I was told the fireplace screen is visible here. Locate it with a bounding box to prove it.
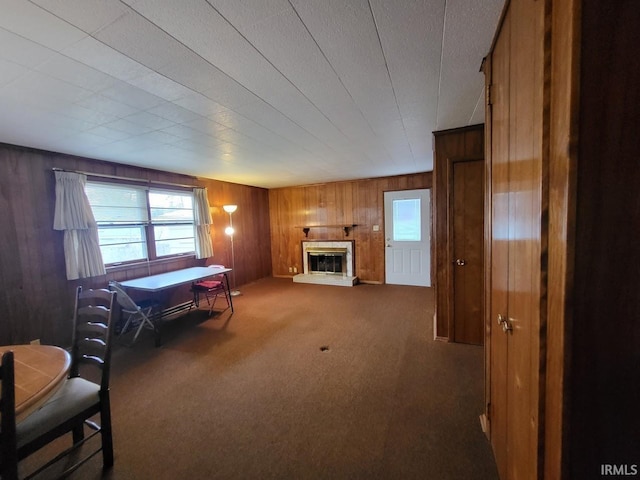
[307,248,347,275]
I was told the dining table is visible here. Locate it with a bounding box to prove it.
[119,266,233,345]
[0,344,71,422]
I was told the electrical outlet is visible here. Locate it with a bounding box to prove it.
[289,266,293,272]
[293,267,298,273]
[373,224,380,231]
[30,338,40,345]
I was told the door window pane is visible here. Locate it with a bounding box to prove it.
[393,199,421,241]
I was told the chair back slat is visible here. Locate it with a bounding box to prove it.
[77,320,109,337]
[80,355,105,368]
[77,337,107,360]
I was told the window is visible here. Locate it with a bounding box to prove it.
[85,181,195,266]
[392,198,421,241]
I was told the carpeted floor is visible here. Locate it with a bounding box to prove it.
[21,277,498,479]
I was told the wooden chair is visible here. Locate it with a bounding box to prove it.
[109,280,159,345]
[7,287,117,479]
[190,266,232,317]
[1,351,18,480]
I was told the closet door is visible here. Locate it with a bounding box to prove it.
[488,7,510,478]
[487,0,546,478]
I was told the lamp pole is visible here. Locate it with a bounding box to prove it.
[223,205,241,296]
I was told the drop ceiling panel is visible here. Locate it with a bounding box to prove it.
[0,0,86,51]
[31,0,130,35]
[436,0,503,129]
[0,0,504,188]
[0,28,58,68]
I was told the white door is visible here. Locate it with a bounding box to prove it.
[384,189,431,286]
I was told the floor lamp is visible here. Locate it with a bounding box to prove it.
[223,204,241,296]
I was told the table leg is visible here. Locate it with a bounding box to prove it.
[223,273,234,313]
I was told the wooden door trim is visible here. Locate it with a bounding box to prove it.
[482,53,493,441]
[446,156,484,344]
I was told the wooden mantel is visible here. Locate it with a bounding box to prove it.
[295,224,358,237]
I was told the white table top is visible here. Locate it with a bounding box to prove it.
[119,266,231,292]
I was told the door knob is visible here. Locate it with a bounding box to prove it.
[497,314,505,325]
[502,317,513,333]
[454,259,466,266]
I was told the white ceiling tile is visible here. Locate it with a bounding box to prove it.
[183,117,229,136]
[0,58,29,87]
[85,126,132,141]
[102,118,154,136]
[0,27,57,68]
[126,72,194,102]
[146,103,202,124]
[93,10,192,72]
[172,93,229,118]
[0,0,87,51]
[75,95,139,118]
[132,130,182,145]
[30,0,130,35]
[99,80,164,110]
[470,88,486,125]
[122,111,176,130]
[61,36,153,81]
[35,53,118,92]
[158,124,203,140]
[436,0,503,129]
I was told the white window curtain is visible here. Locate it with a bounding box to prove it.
[53,171,106,280]
[193,187,214,259]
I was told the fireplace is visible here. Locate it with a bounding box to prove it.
[307,248,347,275]
[294,241,357,286]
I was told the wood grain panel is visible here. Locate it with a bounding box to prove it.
[433,125,484,340]
[568,1,640,477]
[269,173,432,283]
[0,143,271,347]
[544,0,579,477]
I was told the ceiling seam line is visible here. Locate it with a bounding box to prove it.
[435,0,448,131]
[115,0,342,158]
[286,0,395,162]
[367,0,415,165]
[203,0,364,150]
[66,0,343,160]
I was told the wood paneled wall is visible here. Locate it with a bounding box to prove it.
[269,173,432,284]
[0,143,271,347]
[567,1,640,476]
[432,125,484,340]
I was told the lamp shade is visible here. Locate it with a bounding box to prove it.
[223,204,237,213]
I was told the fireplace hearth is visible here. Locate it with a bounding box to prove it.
[293,241,357,287]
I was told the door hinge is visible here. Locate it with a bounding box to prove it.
[486,402,491,421]
[487,84,493,106]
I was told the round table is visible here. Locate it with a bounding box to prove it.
[0,344,71,422]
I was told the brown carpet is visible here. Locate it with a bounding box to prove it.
[21,277,498,479]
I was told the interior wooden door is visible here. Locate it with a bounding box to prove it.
[452,159,484,345]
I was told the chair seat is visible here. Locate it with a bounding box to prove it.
[16,377,100,448]
[192,280,222,291]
